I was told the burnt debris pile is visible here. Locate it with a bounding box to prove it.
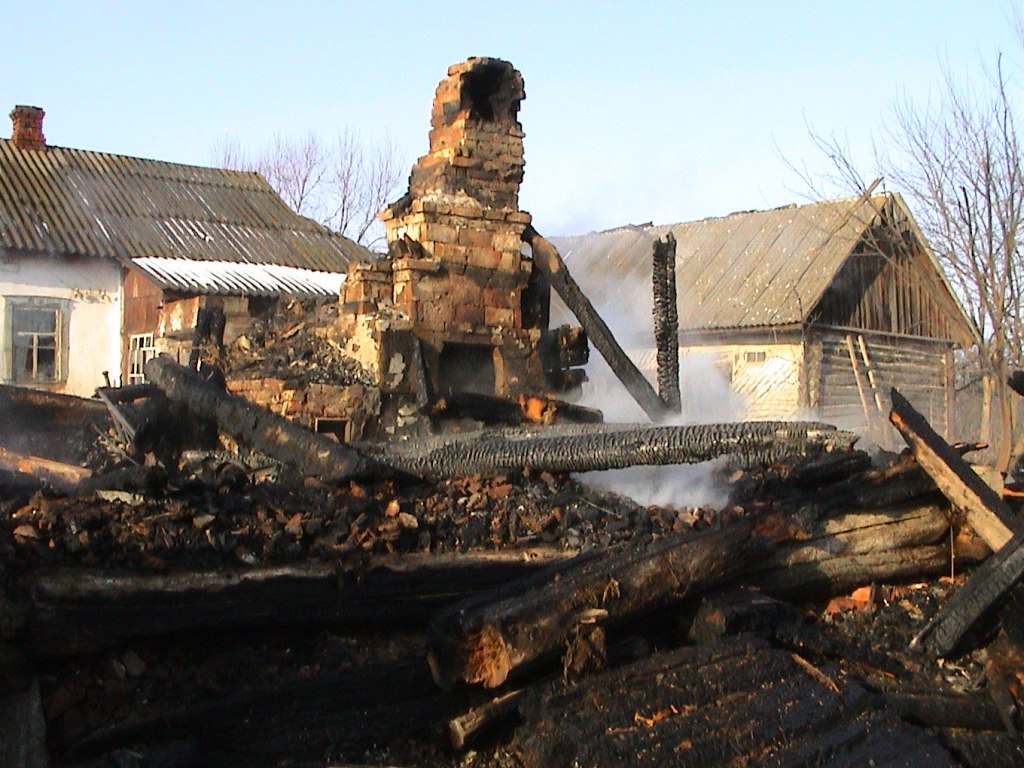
[2,368,1024,767]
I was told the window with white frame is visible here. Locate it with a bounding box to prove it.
[8,298,66,384]
[128,333,157,384]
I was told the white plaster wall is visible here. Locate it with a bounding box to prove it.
[0,254,122,396]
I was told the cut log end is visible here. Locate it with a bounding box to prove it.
[429,623,512,691]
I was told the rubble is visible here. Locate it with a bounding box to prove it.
[3,383,1024,766]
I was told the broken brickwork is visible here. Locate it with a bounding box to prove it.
[225,378,380,442]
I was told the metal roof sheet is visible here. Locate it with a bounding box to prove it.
[130,257,346,298]
[0,140,370,272]
[552,195,897,334]
[550,193,978,353]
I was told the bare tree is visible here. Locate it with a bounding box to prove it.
[213,131,405,250]
[789,44,1023,469]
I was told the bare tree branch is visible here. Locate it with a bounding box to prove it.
[213,130,405,251]
[790,41,1023,468]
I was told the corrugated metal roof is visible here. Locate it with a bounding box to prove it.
[0,140,370,273]
[131,257,346,298]
[551,194,960,336]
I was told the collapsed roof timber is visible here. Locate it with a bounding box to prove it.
[1,58,1023,767]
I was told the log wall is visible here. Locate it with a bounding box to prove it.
[808,328,953,446]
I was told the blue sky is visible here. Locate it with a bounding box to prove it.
[2,1,1018,236]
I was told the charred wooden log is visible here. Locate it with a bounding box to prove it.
[522,225,670,422]
[652,232,681,413]
[912,530,1024,657]
[144,355,384,483]
[428,496,951,691]
[889,387,1020,550]
[360,421,856,480]
[20,551,569,657]
[428,520,765,690]
[0,447,90,492]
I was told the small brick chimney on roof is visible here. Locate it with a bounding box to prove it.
[10,105,45,150]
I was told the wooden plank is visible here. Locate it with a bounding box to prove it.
[845,334,873,424]
[889,388,1018,550]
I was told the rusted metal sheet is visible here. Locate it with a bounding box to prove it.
[0,140,369,272]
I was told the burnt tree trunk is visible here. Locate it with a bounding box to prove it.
[652,232,681,413]
[360,421,856,480]
[144,355,383,483]
[522,225,670,422]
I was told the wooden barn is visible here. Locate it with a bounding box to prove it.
[552,192,979,445]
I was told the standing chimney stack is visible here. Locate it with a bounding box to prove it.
[10,105,45,150]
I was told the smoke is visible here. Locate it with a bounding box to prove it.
[572,349,746,509]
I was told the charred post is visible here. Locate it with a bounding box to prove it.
[652,232,681,413]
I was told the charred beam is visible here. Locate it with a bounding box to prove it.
[911,530,1024,657]
[360,421,856,480]
[522,225,670,422]
[652,232,681,412]
[889,387,1019,550]
[21,551,569,657]
[144,355,383,483]
[428,494,950,691]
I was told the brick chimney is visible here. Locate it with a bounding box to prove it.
[10,105,45,150]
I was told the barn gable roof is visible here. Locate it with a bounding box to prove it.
[0,139,370,275]
[552,193,977,347]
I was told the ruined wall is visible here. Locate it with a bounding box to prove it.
[342,58,550,408]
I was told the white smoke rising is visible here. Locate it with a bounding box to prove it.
[573,349,746,510]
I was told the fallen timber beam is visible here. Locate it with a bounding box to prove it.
[359,421,857,481]
[144,355,385,483]
[522,225,670,422]
[20,550,570,657]
[0,446,91,492]
[428,499,951,691]
[889,387,1019,550]
[427,519,763,690]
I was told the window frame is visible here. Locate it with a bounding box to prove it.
[4,296,70,385]
[127,332,157,384]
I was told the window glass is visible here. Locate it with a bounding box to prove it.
[12,304,60,382]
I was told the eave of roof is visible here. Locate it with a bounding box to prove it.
[130,256,345,298]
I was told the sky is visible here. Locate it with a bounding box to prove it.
[1,1,1018,237]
